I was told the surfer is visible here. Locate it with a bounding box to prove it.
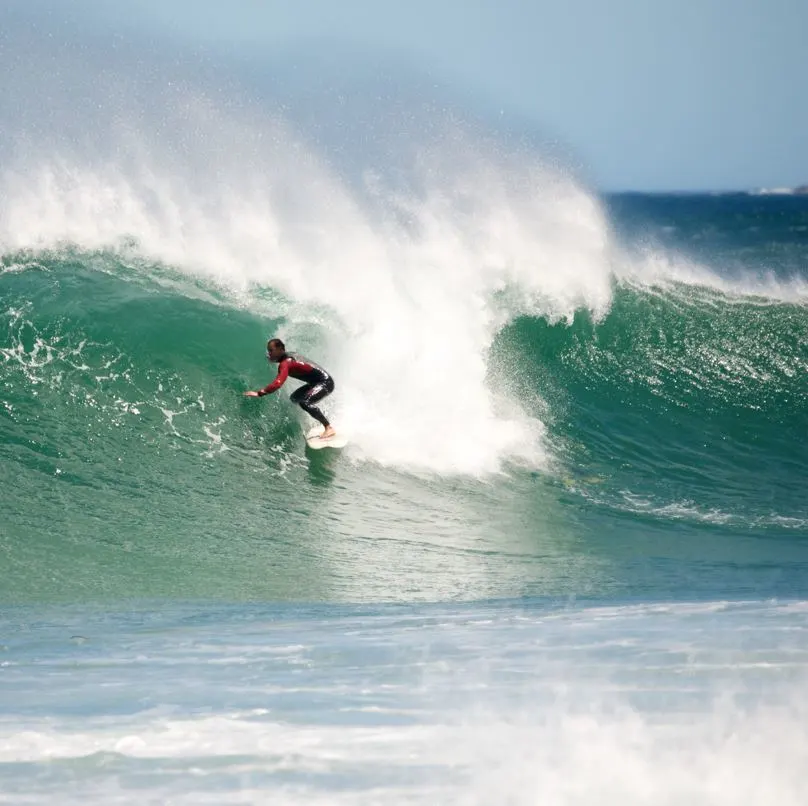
[244,338,337,439]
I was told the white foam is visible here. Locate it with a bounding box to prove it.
[613,245,808,303]
[2,692,807,806]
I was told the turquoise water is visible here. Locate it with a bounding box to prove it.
[1,44,808,799]
[2,240,806,604]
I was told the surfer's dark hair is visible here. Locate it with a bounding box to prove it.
[267,338,285,351]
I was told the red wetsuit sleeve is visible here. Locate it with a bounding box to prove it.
[258,360,289,395]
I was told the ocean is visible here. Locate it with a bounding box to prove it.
[1,71,808,801]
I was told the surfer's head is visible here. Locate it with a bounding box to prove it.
[266,338,286,363]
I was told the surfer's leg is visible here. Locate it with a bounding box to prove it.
[291,378,335,433]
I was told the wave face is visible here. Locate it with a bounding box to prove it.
[3,202,808,604]
[2,40,808,606]
[504,279,808,527]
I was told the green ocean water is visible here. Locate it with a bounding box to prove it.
[3,219,807,605]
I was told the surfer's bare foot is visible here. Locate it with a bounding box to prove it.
[321,426,336,439]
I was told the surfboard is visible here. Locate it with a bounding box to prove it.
[305,426,349,450]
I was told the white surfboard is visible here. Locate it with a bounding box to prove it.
[305,426,349,450]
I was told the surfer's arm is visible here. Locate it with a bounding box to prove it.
[257,360,289,396]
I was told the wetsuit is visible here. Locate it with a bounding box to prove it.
[257,352,335,428]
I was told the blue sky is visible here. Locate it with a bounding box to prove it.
[6,0,808,191]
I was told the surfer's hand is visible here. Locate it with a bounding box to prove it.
[243,390,260,397]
